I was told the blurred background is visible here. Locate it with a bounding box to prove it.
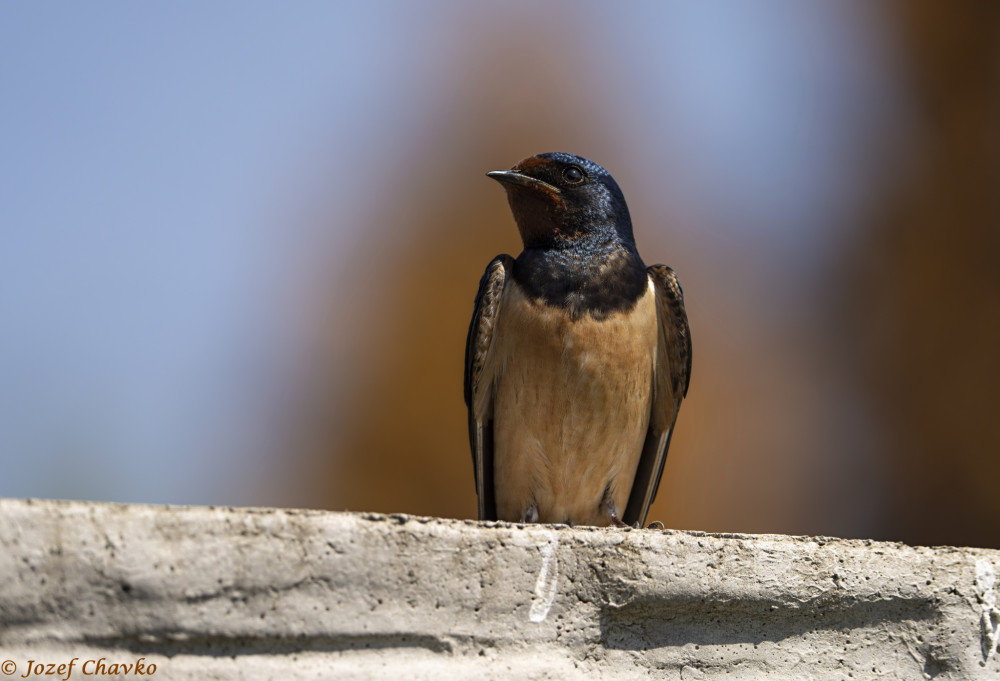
[1,2,997,548]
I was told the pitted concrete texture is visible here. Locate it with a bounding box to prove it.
[1,498,999,680]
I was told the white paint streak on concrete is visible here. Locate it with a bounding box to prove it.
[976,559,1000,660]
[529,531,559,623]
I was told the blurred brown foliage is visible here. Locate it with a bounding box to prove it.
[843,2,1000,547]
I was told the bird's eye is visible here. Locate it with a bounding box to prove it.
[563,166,585,184]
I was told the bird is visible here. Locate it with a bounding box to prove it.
[464,152,691,528]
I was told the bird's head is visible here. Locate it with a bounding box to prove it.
[487,152,634,250]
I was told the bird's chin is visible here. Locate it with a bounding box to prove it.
[508,198,560,248]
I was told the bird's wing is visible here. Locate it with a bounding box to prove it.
[464,254,514,521]
[624,264,692,527]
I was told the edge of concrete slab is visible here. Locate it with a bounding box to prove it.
[1,498,998,680]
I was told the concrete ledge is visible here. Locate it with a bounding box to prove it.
[1,498,999,679]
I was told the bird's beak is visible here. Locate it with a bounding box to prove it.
[486,170,561,195]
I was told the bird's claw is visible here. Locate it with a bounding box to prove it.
[608,513,641,529]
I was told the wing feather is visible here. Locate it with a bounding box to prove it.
[464,254,513,521]
[623,265,692,526]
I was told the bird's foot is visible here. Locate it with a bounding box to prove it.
[602,488,638,528]
[608,512,640,529]
[520,504,539,524]
[645,520,665,530]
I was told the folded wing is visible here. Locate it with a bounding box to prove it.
[623,265,692,527]
[464,254,514,521]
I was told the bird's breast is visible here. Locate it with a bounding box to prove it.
[490,278,658,525]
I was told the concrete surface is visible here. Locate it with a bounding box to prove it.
[0,498,998,680]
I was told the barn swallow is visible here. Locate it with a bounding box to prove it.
[464,152,691,527]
